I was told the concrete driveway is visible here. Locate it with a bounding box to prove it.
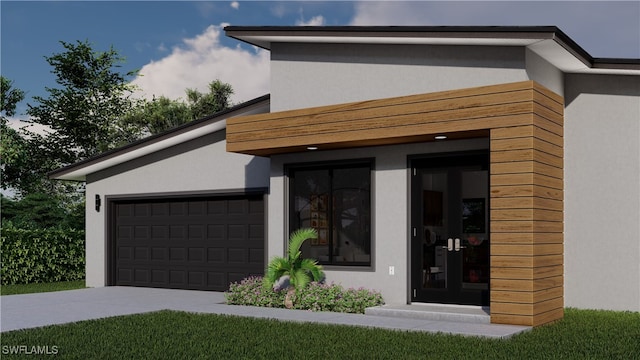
[1,287,226,332]
[1,287,530,338]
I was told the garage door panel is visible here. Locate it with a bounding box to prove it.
[113,195,264,291]
[118,246,132,260]
[152,247,166,261]
[249,248,264,264]
[134,247,149,260]
[169,247,186,261]
[118,268,132,282]
[207,247,225,263]
[207,225,225,239]
[170,270,186,286]
[188,247,205,262]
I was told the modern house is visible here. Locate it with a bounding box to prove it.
[50,26,640,327]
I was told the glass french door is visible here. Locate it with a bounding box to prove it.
[410,152,490,306]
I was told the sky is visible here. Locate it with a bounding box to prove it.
[2,1,639,125]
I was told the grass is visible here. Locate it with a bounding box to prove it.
[1,308,638,359]
[0,280,85,296]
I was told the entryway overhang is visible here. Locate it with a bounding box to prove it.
[227,80,564,327]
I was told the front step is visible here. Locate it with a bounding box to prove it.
[365,303,491,324]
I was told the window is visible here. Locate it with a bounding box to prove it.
[288,160,372,266]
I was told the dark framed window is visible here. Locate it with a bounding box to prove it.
[288,160,372,266]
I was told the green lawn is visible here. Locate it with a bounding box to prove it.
[1,308,638,359]
[0,281,85,296]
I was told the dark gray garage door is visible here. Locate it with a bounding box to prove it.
[110,195,264,291]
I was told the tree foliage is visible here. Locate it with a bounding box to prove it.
[1,193,84,230]
[1,76,25,117]
[0,76,31,192]
[3,40,235,200]
[186,79,234,121]
[124,80,234,136]
[122,95,191,136]
[263,228,325,292]
[27,40,139,163]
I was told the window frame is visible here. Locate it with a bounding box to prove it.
[286,158,374,268]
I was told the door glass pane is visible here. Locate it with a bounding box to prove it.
[460,169,489,290]
[421,170,448,289]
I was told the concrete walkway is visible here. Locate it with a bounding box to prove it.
[1,287,530,338]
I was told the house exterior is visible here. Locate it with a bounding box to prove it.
[50,26,640,327]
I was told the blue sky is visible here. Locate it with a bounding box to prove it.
[2,1,639,122]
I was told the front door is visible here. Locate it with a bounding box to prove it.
[410,152,489,306]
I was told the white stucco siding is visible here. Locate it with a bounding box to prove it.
[268,138,489,304]
[525,48,564,95]
[270,43,529,111]
[84,131,270,287]
[564,74,640,311]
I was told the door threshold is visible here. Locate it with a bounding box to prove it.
[366,303,490,324]
[410,302,490,314]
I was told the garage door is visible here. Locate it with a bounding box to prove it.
[110,195,264,291]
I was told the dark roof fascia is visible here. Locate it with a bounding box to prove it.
[225,25,561,50]
[225,25,640,71]
[48,94,270,180]
[592,58,640,70]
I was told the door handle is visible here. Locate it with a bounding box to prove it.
[442,238,453,251]
[454,238,466,252]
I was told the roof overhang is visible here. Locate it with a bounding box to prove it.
[49,95,270,181]
[225,26,640,76]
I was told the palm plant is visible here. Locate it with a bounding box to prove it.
[263,228,325,294]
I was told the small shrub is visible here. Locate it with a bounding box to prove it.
[225,276,384,314]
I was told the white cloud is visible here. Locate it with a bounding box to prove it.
[349,1,639,58]
[6,116,52,137]
[270,3,287,18]
[350,2,435,26]
[296,15,326,26]
[130,24,270,104]
[230,1,239,10]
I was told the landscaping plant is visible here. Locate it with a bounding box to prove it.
[226,276,384,313]
[262,228,325,308]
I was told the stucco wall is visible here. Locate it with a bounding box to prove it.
[269,138,489,304]
[525,48,564,95]
[564,74,640,312]
[270,43,530,111]
[84,130,270,287]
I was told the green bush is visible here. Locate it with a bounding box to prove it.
[225,276,384,314]
[0,225,85,285]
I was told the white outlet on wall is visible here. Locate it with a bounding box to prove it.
[389,266,395,275]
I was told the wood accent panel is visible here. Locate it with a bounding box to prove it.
[226,80,564,327]
[489,84,564,326]
[227,81,558,156]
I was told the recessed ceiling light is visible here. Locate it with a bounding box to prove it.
[435,135,447,140]
[307,146,318,150]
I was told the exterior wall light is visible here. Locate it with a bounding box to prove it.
[95,194,101,212]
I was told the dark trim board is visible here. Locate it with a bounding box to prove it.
[106,190,267,291]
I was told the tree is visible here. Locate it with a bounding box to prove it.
[27,40,139,166]
[186,80,234,120]
[0,76,32,193]
[263,228,325,308]
[122,95,191,136]
[122,80,234,136]
[1,76,25,116]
